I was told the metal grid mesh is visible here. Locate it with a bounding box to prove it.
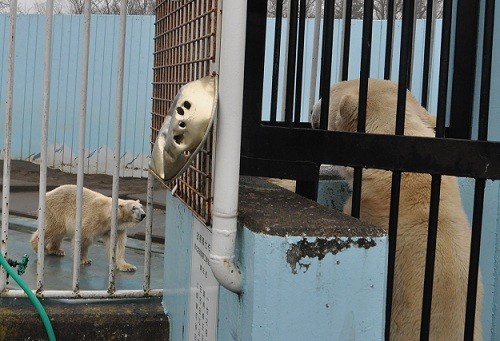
[152,0,217,224]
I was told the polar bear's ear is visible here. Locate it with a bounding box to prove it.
[335,94,358,131]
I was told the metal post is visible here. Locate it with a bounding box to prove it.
[0,0,17,293]
[280,1,292,121]
[143,172,155,293]
[36,0,55,295]
[73,0,92,294]
[109,0,128,294]
[339,0,353,82]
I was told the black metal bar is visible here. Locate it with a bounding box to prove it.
[351,0,373,219]
[464,0,494,336]
[341,0,353,81]
[319,0,335,130]
[420,0,434,108]
[242,127,500,180]
[296,180,319,201]
[383,0,395,80]
[419,3,452,334]
[435,0,452,138]
[350,168,362,219]
[241,0,267,133]
[270,0,283,123]
[476,0,494,143]
[294,0,307,124]
[284,0,299,126]
[447,1,480,139]
[464,179,486,339]
[420,174,442,340]
[385,1,414,337]
[240,156,320,182]
[384,170,401,341]
[357,0,373,133]
[395,0,414,133]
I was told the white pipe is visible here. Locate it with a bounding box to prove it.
[308,0,323,112]
[73,0,91,293]
[0,0,17,292]
[36,0,54,293]
[0,289,163,299]
[109,0,128,293]
[209,0,247,293]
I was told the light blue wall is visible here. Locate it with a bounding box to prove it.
[261,19,443,122]
[164,187,388,341]
[0,14,154,177]
[163,191,194,341]
[218,232,387,341]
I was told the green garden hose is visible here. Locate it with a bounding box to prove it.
[0,253,56,341]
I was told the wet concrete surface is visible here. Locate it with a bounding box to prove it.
[0,160,167,292]
[7,226,164,292]
[0,160,168,340]
[0,160,168,242]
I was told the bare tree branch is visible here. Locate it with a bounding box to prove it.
[268,0,443,19]
[65,0,155,15]
[32,0,66,14]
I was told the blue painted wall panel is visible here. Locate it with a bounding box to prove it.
[0,14,154,177]
[163,191,194,341]
[1,16,442,178]
[261,19,443,123]
[217,226,388,341]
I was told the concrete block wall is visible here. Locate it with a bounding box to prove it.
[163,177,387,340]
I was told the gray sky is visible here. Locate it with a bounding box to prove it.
[14,0,70,13]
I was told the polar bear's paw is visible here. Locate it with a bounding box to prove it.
[80,257,92,265]
[48,249,65,256]
[117,262,137,272]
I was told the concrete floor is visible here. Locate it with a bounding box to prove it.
[1,160,167,293]
[6,224,164,292]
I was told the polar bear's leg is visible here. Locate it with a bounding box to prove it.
[108,230,136,272]
[45,231,66,256]
[78,238,93,265]
[46,240,65,256]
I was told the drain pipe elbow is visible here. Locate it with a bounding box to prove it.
[209,210,241,293]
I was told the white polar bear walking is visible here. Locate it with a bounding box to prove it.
[30,184,146,272]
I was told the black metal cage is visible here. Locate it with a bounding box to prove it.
[240,0,499,339]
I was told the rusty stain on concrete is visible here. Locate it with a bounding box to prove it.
[286,237,377,274]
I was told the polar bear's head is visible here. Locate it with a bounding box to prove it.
[312,78,436,136]
[118,199,146,224]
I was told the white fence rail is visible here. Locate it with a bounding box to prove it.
[0,13,154,178]
[0,2,160,299]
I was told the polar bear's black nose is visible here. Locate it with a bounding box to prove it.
[140,213,146,220]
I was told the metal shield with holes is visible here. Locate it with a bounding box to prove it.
[149,75,217,182]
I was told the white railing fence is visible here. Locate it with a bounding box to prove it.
[1,0,161,299]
